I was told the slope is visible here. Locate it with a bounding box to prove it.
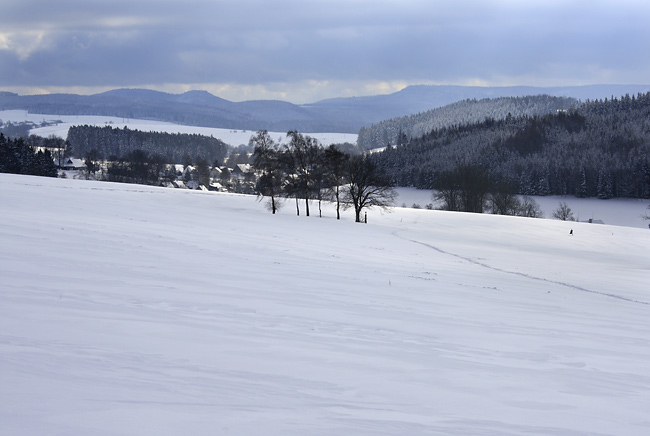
[357,95,578,149]
[1,173,649,436]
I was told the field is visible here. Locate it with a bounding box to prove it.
[0,110,358,148]
[2,173,649,435]
[395,187,650,229]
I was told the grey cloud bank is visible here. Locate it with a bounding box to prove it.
[2,0,649,103]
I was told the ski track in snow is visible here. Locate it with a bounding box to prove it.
[395,232,650,306]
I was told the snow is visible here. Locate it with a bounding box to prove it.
[0,110,358,147]
[394,187,650,229]
[1,173,650,436]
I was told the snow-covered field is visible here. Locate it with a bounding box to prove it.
[395,187,650,229]
[1,173,650,436]
[0,110,358,147]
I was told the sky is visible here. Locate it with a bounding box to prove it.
[2,0,650,103]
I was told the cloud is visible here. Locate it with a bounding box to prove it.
[1,0,649,102]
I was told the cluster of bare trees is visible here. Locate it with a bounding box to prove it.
[432,162,544,217]
[251,131,395,222]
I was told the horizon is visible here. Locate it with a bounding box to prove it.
[4,82,650,105]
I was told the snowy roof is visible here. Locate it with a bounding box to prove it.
[62,158,85,168]
[233,163,251,173]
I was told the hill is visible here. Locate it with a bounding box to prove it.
[2,173,649,435]
[0,109,358,149]
[372,93,650,200]
[357,95,579,149]
[2,84,649,134]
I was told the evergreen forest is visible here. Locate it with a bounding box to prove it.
[371,93,650,202]
[66,125,229,166]
[0,134,58,177]
[358,95,578,150]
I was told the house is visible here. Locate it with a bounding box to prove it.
[61,158,85,170]
[231,163,252,179]
[182,165,195,180]
[209,167,222,179]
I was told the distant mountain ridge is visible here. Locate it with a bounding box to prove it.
[1,84,649,134]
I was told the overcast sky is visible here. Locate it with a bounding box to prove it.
[2,0,649,103]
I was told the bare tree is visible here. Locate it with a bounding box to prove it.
[552,201,575,221]
[434,163,490,213]
[323,145,350,220]
[487,182,521,216]
[44,135,67,168]
[84,148,102,177]
[343,155,396,223]
[285,131,321,217]
[518,196,544,218]
[457,163,490,213]
[251,131,283,214]
[641,205,650,221]
[434,170,463,212]
[194,157,211,188]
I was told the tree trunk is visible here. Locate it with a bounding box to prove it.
[335,186,340,220]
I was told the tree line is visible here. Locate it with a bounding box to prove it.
[0,133,58,177]
[67,125,229,166]
[251,130,395,222]
[370,92,650,211]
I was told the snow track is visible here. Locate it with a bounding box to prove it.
[396,231,650,306]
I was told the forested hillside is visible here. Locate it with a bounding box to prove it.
[372,93,650,201]
[67,125,229,165]
[358,95,577,150]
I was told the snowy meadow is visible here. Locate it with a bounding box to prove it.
[395,187,650,230]
[1,173,649,435]
[0,110,358,148]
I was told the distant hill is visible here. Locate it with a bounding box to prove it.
[1,84,649,134]
[357,95,579,150]
[371,92,650,200]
